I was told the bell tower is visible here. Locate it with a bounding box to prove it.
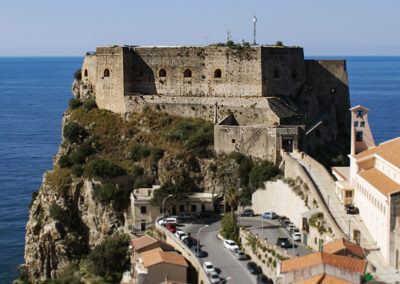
[350,105,375,155]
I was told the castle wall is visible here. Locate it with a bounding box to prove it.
[261,47,305,97]
[302,60,350,151]
[123,46,262,98]
[125,95,280,125]
[94,47,126,113]
[81,55,97,90]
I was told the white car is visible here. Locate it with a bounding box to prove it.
[175,230,187,240]
[210,272,220,283]
[158,218,167,226]
[203,261,215,275]
[223,239,239,251]
[291,232,302,241]
[165,217,178,224]
[286,224,296,232]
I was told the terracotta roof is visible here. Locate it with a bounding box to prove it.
[323,238,365,259]
[297,274,352,284]
[141,248,188,268]
[281,252,367,274]
[354,137,400,168]
[358,168,400,197]
[131,235,160,252]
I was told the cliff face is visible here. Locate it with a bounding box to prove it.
[23,95,242,280]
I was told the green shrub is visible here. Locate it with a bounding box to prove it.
[132,165,144,176]
[94,183,121,203]
[69,98,82,110]
[82,97,97,112]
[130,144,151,161]
[85,234,130,282]
[249,160,279,189]
[70,143,95,165]
[63,122,88,144]
[150,147,164,162]
[71,164,84,177]
[85,158,126,178]
[275,41,283,46]
[49,203,67,223]
[58,155,73,168]
[74,69,82,80]
[221,213,239,242]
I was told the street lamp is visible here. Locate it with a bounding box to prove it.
[162,194,173,218]
[197,224,209,255]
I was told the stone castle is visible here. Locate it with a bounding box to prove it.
[75,44,350,163]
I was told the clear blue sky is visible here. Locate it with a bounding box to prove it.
[1,0,399,56]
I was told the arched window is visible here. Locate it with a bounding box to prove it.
[159,69,166,77]
[84,69,88,77]
[184,69,192,78]
[104,69,110,77]
[214,69,222,78]
[274,68,280,79]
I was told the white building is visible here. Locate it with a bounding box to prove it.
[347,106,400,266]
[130,185,214,232]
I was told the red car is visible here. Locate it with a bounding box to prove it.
[166,223,177,233]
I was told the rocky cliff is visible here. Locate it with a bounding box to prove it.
[23,84,246,281]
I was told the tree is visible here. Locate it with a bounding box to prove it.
[63,122,87,144]
[85,234,130,282]
[221,213,239,242]
[225,187,240,221]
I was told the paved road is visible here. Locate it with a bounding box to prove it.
[238,216,313,257]
[179,218,258,284]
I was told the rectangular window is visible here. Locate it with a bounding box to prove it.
[191,205,197,212]
[354,121,359,127]
[179,204,185,212]
[360,121,365,127]
[345,191,353,198]
[140,206,146,214]
[356,130,363,142]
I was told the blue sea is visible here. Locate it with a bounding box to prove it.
[0,56,400,283]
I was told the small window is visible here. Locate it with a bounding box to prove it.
[232,139,236,143]
[191,205,197,212]
[274,68,280,79]
[104,68,110,77]
[291,69,297,79]
[184,69,192,78]
[360,121,365,127]
[84,69,88,77]
[356,110,363,118]
[354,121,359,127]
[214,69,222,78]
[179,204,185,212]
[159,69,166,77]
[356,130,363,142]
[140,206,146,214]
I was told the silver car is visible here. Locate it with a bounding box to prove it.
[234,249,247,260]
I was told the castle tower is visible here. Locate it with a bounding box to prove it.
[350,105,375,155]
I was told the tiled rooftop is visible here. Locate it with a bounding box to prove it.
[355,137,400,168]
[131,235,160,252]
[296,274,352,284]
[323,238,365,259]
[140,248,188,268]
[359,168,400,197]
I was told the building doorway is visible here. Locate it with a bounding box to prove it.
[282,137,294,152]
[141,221,146,231]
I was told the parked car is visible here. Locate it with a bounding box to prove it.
[192,246,207,258]
[278,216,288,224]
[234,249,247,260]
[158,218,167,226]
[210,272,220,284]
[257,274,272,284]
[175,230,187,240]
[276,237,292,248]
[282,219,291,227]
[179,213,192,222]
[262,211,278,219]
[197,211,214,218]
[165,217,178,224]
[291,231,302,241]
[239,209,255,217]
[247,262,261,274]
[166,223,177,233]
[345,204,359,214]
[223,239,239,251]
[203,261,215,274]
[285,223,296,232]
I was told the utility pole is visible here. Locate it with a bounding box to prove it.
[253,16,257,46]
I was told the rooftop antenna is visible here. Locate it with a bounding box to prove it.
[226,30,231,43]
[253,15,257,46]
